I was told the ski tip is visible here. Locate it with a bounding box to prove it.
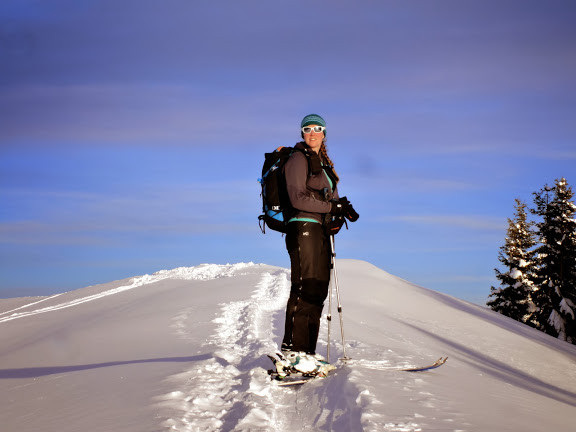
[429,356,448,366]
[404,356,449,372]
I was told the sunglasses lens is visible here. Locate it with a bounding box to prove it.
[302,126,324,134]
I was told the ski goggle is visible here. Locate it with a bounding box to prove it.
[301,126,326,134]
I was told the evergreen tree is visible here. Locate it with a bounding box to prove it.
[488,199,537,323]
[531,178,576,343]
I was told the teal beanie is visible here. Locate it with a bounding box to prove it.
[301,114,326,129]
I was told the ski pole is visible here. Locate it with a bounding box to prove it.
[326,270,333,363]
[330,235,350,361]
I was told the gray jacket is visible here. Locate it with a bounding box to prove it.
[284,142,339,223]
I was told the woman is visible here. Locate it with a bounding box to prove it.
[281,114,358,361]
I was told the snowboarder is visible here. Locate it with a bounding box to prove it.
[279,114,359,370]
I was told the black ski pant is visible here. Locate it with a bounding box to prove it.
[282,221,331,354]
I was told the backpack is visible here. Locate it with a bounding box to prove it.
[258,146,310,233]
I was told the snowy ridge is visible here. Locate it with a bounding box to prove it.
[1,260,576,432]
[0,263,255,324]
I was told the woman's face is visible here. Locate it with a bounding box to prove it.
[302,124,325,153]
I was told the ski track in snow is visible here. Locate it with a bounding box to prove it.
[155,269,292,431]
[0,293,64,318]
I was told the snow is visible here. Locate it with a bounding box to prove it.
[1,260,576,432]
[559,298,575,319]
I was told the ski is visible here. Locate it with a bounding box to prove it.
[398,356,448,372]
[271,357,448,387]
[275,375,319,387]
[267,354,447,388]
[342,356,448,372]
[268,366,324,387]
[269,368,330,387]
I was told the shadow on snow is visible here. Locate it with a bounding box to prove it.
[0,354,212,379]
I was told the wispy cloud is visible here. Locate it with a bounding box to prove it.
[0,84,287,146]
[389,214,505,231]
[0,220,252,246]
[0,179,259,246]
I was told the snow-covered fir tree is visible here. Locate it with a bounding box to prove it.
[531,178,576,344]
[488,199,537,324]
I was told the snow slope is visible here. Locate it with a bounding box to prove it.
[1,260,575,432]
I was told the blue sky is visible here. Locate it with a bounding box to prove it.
[1,0,575,303]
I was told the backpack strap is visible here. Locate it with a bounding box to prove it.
[289,146,329,205]
[293,146,322,176]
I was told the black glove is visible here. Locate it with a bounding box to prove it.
[325,215,346,235]
[330,196,359,222]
